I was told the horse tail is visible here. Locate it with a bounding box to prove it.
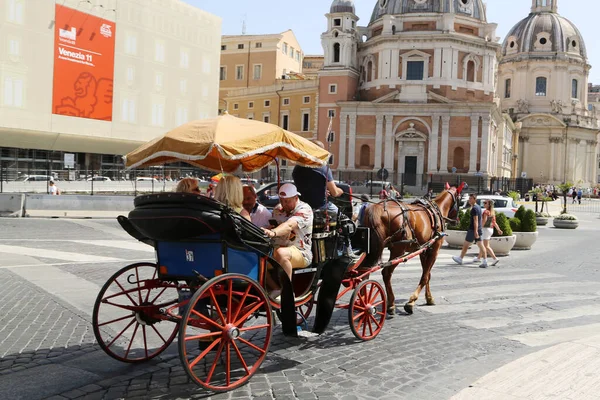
[362,203,387,269]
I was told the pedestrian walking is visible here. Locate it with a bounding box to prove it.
[48,180,60,195]
[452,193,488,268]
[477,200,501,266]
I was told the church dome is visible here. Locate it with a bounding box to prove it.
[502,11,587,60]
[369,0,487,25]
[330,0,355,14]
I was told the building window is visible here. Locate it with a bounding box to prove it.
[367,61,373,82]
[8,38,20,57]
[360,145,371,167]
[151,102,165,126]
[282,98,290,106]
[302,112,310,131]
[536,77,547,96]
[303,96,310,104]
[282,43,288,54]
[176,106,189,125]
[233,103,239,110]
[263,114,270,123]
[282,114,289,130]
[3,77,23,107]
[255,42,262,48]
[180,49,189,68]
[453,147,465,170]
[572,79,578,99]
[328,154,335,165]
[155,40,165,62]
[328,109,336,118]
[126,66,135,83]
[219,66,227,81]
[121,98,136,123]
[180,79,187,95]
[155,73,163,89]
[407,61,425,80]
[221,45,226,51]
[329,84,337,94]
[238,44,244,50]
[236,65,244,80]
[504,78,511,98]
[333,43,340,63]
[125,34,137,55]
[248,101,254,109]
[264,100,271,107]
[466,61,475,82]
[290,47,295,58]
[334,18,341,26]
[253,64,262,80]
[6,0,24,24]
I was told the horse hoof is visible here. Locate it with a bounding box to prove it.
[387,307,396,317]
[426,298,436,306]
[404,304,414,314]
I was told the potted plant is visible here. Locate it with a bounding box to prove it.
[445,209,470,248]
[553,213,579,229]
[535,211,550,226]
[512,209,538,250]
[489,213,516,256]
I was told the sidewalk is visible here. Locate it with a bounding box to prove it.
[451,333,600,400]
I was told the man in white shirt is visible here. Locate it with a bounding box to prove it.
[242,185,272,228]
[49,180,60,195]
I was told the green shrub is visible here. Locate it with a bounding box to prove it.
[493,213,512,237]
[507,191,519,201]
[521,209,537,232]
[509,217,522,232]
[459,209,472,231]
[514,205,527,222]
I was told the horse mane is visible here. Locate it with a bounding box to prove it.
[362,204,387,269]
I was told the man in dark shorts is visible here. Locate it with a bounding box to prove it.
[452,193,488,267]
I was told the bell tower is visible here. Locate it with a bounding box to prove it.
[531,0,558,13]
[322,0,359,69]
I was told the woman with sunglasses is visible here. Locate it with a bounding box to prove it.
[479,200,502,267]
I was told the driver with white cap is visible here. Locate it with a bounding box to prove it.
[263,183,313,283]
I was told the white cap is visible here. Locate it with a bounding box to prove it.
[278,183,300,199]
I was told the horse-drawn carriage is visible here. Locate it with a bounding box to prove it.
[91,114,459,392]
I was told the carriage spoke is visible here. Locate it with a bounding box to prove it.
[97,314,134,328]
[190,309,225,330]
[189,338,221,369]
[231,340,250,375]
[367,284,375,305]
[361,317,367,337]
[238,337,266,354]
[372,300,385,308]
[205,340,225,384]
[366,317,373,337]
[135,267,143,304]
[232,285,252,322]
[208,288,227,325]
[150,325,168,345]
[142,325,149,358]
[234,300,265,326]
[144,269,158,303]
[114,279,139,306]
[226,342,231,387]
[149,286,168,305]
[352,311,365,322]
[239,324,270,332]
[124,322,140,358]
[227,281,233,324]
[368,313,382,330]
[185,331,222,342]
[106,317,136,349]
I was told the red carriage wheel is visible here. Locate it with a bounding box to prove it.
[92,262,179,363]
[348,280,386,341]
[178,273,272,392]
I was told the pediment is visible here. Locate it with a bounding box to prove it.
[395,123,428,141]
[518,113,566,129]
[372,90,400,103]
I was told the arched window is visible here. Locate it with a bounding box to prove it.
[466,61,475,82]
[360,145,371,167]
[571,79,578,99]
[391,25,396,35]
[453,147,465,170]
[367,61,373,82]
[333,43,340,63]
[536,77,547,96]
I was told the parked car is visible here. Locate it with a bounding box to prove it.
[462,195,519,218]
[240,178,259,186]
[136,177,159,182]
[14,175,54,182]
[256,181,353,216]
[86,176,112,181]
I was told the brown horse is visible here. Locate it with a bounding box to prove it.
[362,183,464,315]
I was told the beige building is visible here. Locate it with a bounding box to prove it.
[219,30,304,114]
[0,0,220,176]
[302,55,325,79]
[499,0,599,186]
[318,0,519,192]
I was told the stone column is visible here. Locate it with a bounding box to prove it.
[428,115,440,173]
[391,49,400,79]
[397,141,403,184]
[433,48,442,79]
[549,137,556,182]
[374,114,384,169]
[348,114,357,170]
[417,142,425,175]
[440,116,450,173]
[384,115,394,169]
[520,136,529,176]
[480,115,491,173]
[469,116,480,173]
[338,113,348,169]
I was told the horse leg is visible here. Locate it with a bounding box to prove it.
[404,246,438,314]
[381,264,397,317]
[403,253,426,315]
[424,243,442,306]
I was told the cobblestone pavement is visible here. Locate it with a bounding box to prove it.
[0,214,599,399]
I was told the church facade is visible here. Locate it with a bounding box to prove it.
[317,0,599,188]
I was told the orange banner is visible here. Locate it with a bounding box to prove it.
[52,4,116,121]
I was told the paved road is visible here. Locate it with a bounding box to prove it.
[0,212,599,399]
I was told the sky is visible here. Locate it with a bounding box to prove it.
[187,0,600,84]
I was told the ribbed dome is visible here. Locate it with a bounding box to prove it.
[502,12,587,59]
[330,0,355,14]
[369,0,487,25]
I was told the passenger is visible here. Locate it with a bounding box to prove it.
[206,183,215,199]
[263,183,313,283]
[292,140,343,214]
[242,185,272,228]
[214,175,251,222]
[175,177,201,194]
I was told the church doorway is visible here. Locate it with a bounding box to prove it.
[405,156,417,186]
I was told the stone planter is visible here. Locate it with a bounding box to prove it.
[513,231,539,250]
[489,235,517,256]
[536,217,549,226]
[445,230,467,249]
[553,219,579,229]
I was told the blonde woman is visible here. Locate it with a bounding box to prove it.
[175,178,201,194]
[214,175,251,221]
[479,200,502,267]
